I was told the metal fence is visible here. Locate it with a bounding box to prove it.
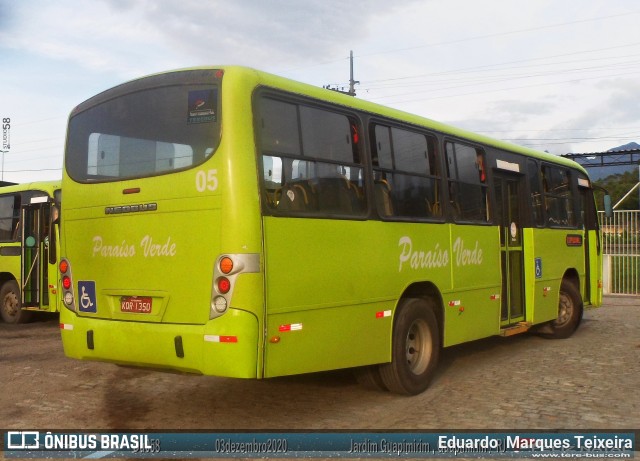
[599,210,640,295]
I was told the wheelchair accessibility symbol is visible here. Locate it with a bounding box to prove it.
[535,258,543,279]
[78,281,97,313]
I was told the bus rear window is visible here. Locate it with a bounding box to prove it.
[66,83,220,182]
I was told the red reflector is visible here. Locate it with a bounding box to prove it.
[123,188,141,194]
[217,277,231,294]
[220,336,237,343]
[62,276,71,290]
[566,235,583,246]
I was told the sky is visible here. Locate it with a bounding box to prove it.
[1,0,640,183]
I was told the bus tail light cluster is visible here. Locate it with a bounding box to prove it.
[59,258,76,312]
[210,254,259,320]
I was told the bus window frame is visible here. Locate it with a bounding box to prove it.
[443,138,491,225]
[368,118,445,223]
[540,162,580,230]
[65,71,223,184]
[254,91,368,221]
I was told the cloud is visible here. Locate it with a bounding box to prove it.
[126,0,417,68]
[0,0,418,78]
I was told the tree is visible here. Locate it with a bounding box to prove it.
[594,170,639,210]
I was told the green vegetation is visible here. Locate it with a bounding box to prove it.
[595,170,639,210]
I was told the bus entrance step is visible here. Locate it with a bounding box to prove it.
[500,322,532,337]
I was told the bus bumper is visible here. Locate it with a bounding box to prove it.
[59,308,260,378]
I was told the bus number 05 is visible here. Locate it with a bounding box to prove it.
[196,169,218,192]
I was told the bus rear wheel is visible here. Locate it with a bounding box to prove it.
[379,298,440,395]
[0,280,31,324]
[353,365,387,391]
[543,280,582,339]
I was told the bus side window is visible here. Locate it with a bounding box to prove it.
[446,141,489,223]
[0,195,19,242]
[258,99,301,157]
[527,159,544,227]
[258,97,365,217]
[542,165,575,227]
[371,124,440,220]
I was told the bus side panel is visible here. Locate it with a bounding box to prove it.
[0,252,20,290]
[588,229,603,307]
[442,225,502,346]
[264,303,393,377]
[530,228,585,324]
[264,217,509,376]
[262,218,397,376]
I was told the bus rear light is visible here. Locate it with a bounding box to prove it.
[210,253,260,320]
[213,296,227,313]
[217,277,231,294]
[59,260,69,274]
[60,258,76,312]
[219,257,234,274]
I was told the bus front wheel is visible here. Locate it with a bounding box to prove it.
[543,280,582,339]
[379,298,440,395]
[0,280,31,324]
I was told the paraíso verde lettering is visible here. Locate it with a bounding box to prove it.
[92,235,177,258]
[398,236,448,271]
[398,236,483,272]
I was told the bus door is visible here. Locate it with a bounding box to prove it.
[578,180,600,305]
[20,197,52,308]
[493,172,526,326]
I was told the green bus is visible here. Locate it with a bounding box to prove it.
[0,180,62,323]
[59,67,603,394]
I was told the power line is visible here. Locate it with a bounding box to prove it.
[354,11,640,59]
[374,68,640,105]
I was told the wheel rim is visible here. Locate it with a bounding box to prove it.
[3,291,19,318]
[405,318,432,375]
[555,291,573,328]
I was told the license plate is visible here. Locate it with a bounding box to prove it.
[120,296,152,314]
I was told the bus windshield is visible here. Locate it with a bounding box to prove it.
[66,80,220,182]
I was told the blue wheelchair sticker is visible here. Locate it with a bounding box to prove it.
[535,258,543,279]
[78,281,97,313]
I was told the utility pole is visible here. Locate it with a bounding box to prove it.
[0,150,7,181]
[348,50,359,96]
[324,50,359,96]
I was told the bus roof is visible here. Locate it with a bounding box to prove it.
[0,180,61,195]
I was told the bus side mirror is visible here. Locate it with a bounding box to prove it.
[603,194,613,218]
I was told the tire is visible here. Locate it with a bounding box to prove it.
[379,298,440,395]
[353,365,388,392]
[543,280,582,339]
[0,280,32,324]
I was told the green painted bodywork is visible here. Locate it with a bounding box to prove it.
[59,66,601,378]
[0,180,61,313]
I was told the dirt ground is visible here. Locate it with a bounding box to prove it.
[1,299,638,458]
